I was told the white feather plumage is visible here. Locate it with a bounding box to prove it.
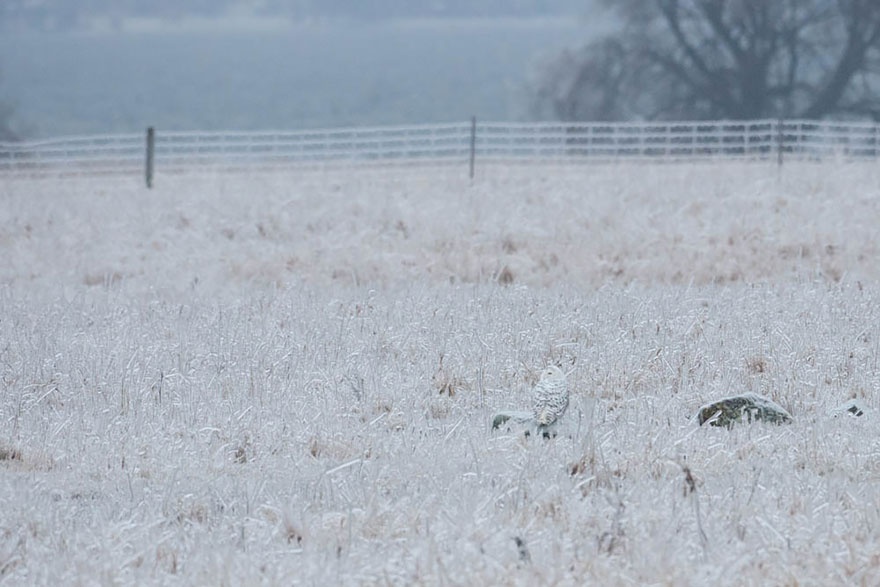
[532,365,568,436]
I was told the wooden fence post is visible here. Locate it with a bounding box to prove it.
[469,116,477,181]
[145,126,155,188]
[776,119,784,167]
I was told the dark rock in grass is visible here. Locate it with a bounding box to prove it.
[491,410,533,431]
[492,410,563,439]
[830,400,867,418]
[697,392,792,428]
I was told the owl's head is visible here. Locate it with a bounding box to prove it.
[540,365,565,382]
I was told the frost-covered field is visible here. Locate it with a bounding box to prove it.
[2,162,880,584]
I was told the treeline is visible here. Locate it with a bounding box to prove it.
[1,0,586,31]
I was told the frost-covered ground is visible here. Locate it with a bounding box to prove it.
[2,162,880,584]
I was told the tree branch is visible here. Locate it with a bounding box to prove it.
[802,3,880,117]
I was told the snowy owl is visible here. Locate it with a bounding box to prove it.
[532,365,568,438]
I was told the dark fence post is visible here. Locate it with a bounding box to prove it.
[469,116,477,181]
[145,126,155,188]
[776,119,784,167]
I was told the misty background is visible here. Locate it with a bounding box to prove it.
[0,1,608,139]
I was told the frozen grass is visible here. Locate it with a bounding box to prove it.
[5,161,880,299]
[2,162,880,584]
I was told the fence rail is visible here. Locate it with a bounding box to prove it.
[2,119,879,181]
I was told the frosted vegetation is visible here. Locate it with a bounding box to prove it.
[2,162,880,583]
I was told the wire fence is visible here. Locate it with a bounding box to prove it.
[2,119,879,182]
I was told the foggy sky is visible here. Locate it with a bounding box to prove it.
[1,0,591,32]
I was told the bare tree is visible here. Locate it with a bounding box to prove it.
[534,0,880,121]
